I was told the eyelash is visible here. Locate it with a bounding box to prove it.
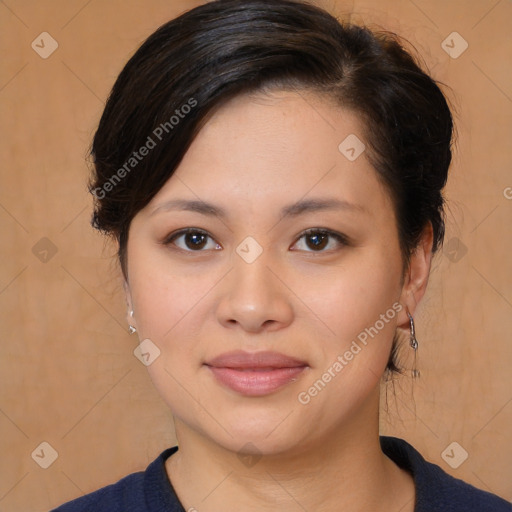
[162,228,350,253]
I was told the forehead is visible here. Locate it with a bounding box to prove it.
[145,90,392,220]
[187,90,362,175]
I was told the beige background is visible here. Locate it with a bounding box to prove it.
[0,0,511,510]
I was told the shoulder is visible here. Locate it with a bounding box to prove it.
[50,447,180,512]
[380,436,511,512]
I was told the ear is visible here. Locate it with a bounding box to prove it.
[397,222,434,329]
[123,280,137,330]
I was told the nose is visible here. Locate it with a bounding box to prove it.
[215,249,294,334]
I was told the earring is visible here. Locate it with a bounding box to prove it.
[406,310,420,378]
[407,312,418,350]
[128,310,137,334]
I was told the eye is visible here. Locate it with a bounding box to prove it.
[291,229,349,252]
[163,228,348,253]
[164,228,222,252]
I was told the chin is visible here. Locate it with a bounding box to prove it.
[196,407,321,457]
[221,431,301,457]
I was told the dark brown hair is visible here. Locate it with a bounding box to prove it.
[89,0,454,373]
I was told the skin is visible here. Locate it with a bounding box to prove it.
[124,90,433,511]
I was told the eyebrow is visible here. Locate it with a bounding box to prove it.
[150,197,368,219]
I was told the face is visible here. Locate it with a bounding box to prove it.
[125,90,416,455]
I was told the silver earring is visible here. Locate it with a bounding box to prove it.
[407,312,418,350]
[128,310,136,334]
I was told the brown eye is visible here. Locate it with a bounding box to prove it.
[305,232,329,250]
[165,229,221,251]
[292,229,348,252]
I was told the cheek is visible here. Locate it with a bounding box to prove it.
[296,256,404,411]
[126,232,214,335]
[300,252,403,345]
[127,254,213,409]
[292,262,402,420]
[131,266,210,343]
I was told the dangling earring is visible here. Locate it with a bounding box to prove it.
[128,310,137,334]
[407,312,418,350]
[407,310,420,378]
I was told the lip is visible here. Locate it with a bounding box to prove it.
[204,350,309,397]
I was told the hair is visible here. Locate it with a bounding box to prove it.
[89,0,454,374]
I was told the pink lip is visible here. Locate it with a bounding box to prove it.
[204,350,309,397]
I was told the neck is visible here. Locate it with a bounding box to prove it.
[165,389,415,512]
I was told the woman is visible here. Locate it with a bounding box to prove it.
[52,0,510,510]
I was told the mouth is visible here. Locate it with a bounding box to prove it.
[204,350,309,397]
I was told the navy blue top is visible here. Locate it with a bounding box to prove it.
[51,436,510,511]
